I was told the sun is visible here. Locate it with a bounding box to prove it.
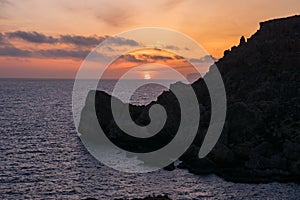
[144,72,151,80]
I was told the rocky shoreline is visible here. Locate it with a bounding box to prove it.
[79,15,300,183]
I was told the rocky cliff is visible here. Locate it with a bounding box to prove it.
[179,15,300,182]
[79,15,300,183]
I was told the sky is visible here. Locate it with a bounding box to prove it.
[0,0,299,79]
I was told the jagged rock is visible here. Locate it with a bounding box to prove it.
[239,36,246,46]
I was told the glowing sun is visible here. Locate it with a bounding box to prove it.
[144,72,151,80]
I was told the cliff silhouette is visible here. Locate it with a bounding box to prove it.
[79,15,300,182]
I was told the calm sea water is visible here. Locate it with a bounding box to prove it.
[0,79,299,199]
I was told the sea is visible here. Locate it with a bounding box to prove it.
[0,78,299,199]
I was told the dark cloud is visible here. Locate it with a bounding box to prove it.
[139,54,174,61]
[164,45,191,52]
[174,55,185,60]
[0,33,7,45]
[0,30,191,62]
[0,33,32,57]
[0,30,141,60]
[59,35,107,46]
[153,48,162,51]
[0,32,32,57]
[119,53,183,63]
[59,35,139,47]
[0,42,111,60]
[149,55,173,61]
[119,54,144,63]
[4,31,140,47]
[0,46,31,57]
[6,31,58,43]
[0,30,123,60]
[107,36,140,46]
[0,43,92,59]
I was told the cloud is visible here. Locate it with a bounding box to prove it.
[117,53,185,64]
[37,49,90,59]
[0,33,8,45]
[189,55,217,63]
[35,48,113,61]
[0,42,88,59]
[4,31,140,47]
[0,30,192,63]
[0,46,31,57]
[107,36,140,46]
[0,32,32,57]
[59,35,107,46]
[0,31,130,60]
[163,45,191,52]
[146,55,173,61]
[165,45,181,51]
[0,30,142,60]
[6,31,58,43]
[119,54,144,63]
[174,55,185,60]
[139,54,183,62]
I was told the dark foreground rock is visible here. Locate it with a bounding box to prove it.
[79,15,300,183]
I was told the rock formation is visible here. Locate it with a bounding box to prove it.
[79,15,300,183]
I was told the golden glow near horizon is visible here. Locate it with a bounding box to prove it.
[144,72,151,80]
[0,0,299,78]
[100,48,200,80]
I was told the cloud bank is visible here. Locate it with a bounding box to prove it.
[0,31,141,59]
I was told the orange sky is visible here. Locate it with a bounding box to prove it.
[0,0,299,78]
